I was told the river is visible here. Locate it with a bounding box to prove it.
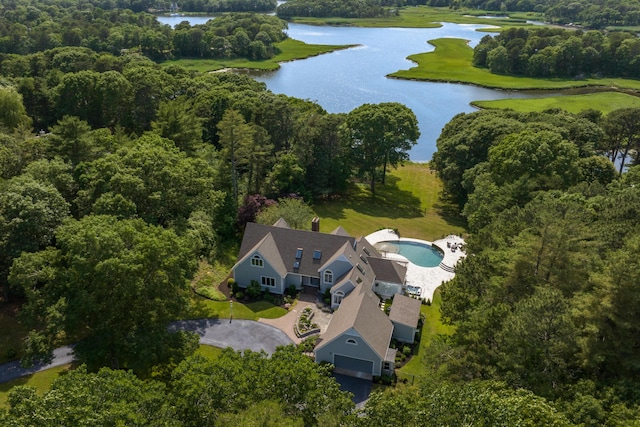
[158,16,542,161]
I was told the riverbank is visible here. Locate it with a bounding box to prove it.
[160,39,353,72]
[389,38,640,93]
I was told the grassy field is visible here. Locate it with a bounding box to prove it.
[314,163,466,241]
[389,38,640,91]
[160,39,351,72]
[290,5,533,30]
[397,290,454,380]
[472,92,640,114]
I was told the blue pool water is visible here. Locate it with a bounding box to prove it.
[381,240,443,268]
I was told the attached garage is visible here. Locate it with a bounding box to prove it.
[334,354,373,376]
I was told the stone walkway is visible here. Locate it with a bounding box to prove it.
[259,292,332,344]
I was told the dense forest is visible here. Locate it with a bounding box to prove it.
[473,27,640,79]
[2,0,640,425]
[276,0,395,20]
[0,3,286,60]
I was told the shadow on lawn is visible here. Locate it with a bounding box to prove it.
[317,176,424,220]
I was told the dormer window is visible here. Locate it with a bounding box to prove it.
[251,254,263,267]
[359,254,368,264]
[324,270,333,284]
[313,250,322,260]
[295,248,303,259]
[356,264,365,274]
[363,247,370,256]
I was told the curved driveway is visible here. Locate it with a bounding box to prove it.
[0,319,293,384]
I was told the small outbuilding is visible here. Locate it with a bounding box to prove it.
[389,294,422,343]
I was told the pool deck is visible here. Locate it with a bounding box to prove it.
[365,229,466,302]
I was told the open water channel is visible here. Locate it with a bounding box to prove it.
[158,16,548,161]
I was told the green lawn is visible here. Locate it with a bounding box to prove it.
[314,163,466,241]
[397,290,454,380]
[390,38,640,91]
[159,38,351,72]
[187,295,288,321]
[472,92,640,114]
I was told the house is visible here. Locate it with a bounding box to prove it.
[232,218,421,378]
[313,288,396,379]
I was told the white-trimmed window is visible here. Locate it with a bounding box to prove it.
[346,338,357,345]
[251,254,263,267]
[323,270,333,284]
[261,276,275,287]
[333,290,344,305]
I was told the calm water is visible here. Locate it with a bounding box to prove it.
[158,16,542,161]
[379,240,443,268]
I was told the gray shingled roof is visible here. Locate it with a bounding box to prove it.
[316,290,393,360]
[237,223,356,278]
[388,294,422,328]
[368,257,407,284]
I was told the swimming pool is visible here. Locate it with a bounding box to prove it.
[375,240,444,268]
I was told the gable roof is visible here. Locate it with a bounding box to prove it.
[368,257,407,284]
[235,232,288,277]
[316,290,393,360]
[388,294,422,328]
[272,217,290,228]
[330,226,350,236]
[236,222,356,278]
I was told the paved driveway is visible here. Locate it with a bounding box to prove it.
[0,319,293,384]
[169,318,293,354]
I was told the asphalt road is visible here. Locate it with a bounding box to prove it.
[0,319,293,384]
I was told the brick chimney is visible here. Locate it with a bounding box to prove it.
[311,216,320,232]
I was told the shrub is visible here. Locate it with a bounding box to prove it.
[246,280,262,298]
[235,291,244,300]
[227,277,235,288]
[285,284,298,297]
[402,345,412,356]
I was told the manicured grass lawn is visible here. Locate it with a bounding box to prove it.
[187,295,288,321]
[314,163,466,241]
[291,5,532,30]
[159,39,351,72]
[195,344,224,359]
[0,363,77,408]
[397,290,454,380]
[390,38,640,91]
[472,92,640,114]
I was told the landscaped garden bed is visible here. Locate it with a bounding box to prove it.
[294,306,320,338]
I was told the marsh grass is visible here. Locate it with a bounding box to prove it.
[472,92,640,114]
[290,5,533,30]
